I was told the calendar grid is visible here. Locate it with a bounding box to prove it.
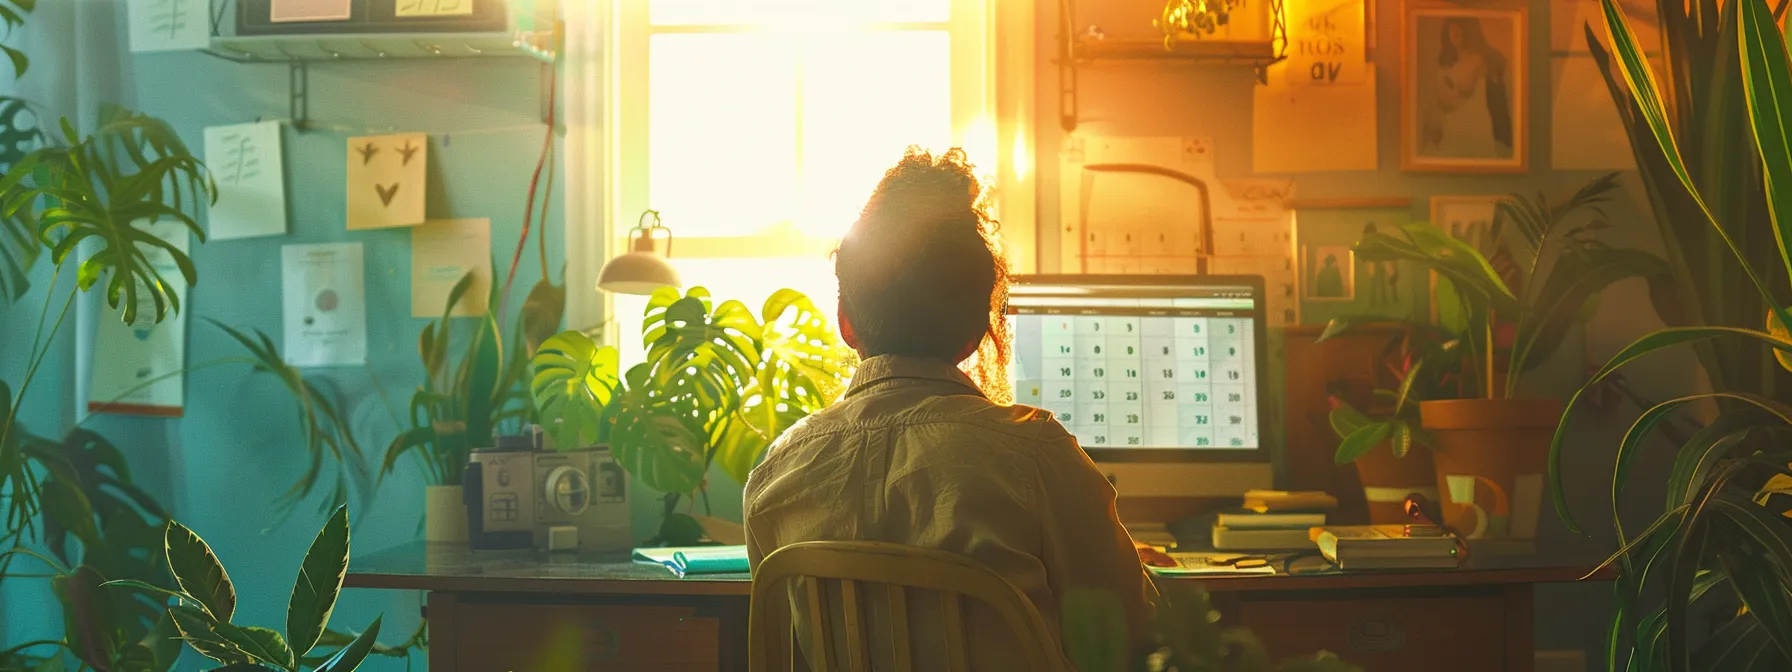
[1010,293,1262,451]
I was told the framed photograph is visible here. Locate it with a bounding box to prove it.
[1402,3,1528,173]
[1428,195,1510,321]
[1302,245,1356,301]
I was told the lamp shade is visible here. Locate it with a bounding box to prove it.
[596,251,681,295]
[597,209,682,295]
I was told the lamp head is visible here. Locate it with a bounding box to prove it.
[596,209,681,295]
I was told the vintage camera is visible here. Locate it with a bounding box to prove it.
[465,427,630,553]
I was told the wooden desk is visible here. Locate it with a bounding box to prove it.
[347,543,1602,671]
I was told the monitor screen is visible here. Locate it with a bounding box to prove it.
[1006,276,1266,456]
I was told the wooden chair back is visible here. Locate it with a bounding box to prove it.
[748,541,1068,672]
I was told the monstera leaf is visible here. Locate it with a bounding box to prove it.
[531,331,622,451]
[642,287,761,413]
[610,364,707,494]
[1,105,214,325]
[759,288,856,410]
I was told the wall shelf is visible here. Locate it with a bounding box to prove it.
[196,28,558,130]
[1058,0,1286,132]
[202,30,557,64]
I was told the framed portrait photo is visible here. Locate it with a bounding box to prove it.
[1301,245,1356,302]
[1402,3,1529,173]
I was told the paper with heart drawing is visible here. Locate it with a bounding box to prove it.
[205,121,288,240]
[282,242,368,367]
[412,218,491,317]
[90,220,190,416]
[346,133,427,230]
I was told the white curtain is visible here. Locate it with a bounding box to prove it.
[560,1,607,332]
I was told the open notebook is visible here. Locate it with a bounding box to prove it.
[633,545,750,578]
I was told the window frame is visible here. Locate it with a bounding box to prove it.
[592,0,1035,336]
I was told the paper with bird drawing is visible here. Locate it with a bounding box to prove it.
[282,242,367,367]
[204,121,288,240]
[90,221,190,416]
[128,0,210,53]
[346,133,427,230]
[412,218,491,317]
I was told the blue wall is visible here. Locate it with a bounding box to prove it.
[2,4,566,668]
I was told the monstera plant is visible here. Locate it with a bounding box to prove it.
[532,286,856,542]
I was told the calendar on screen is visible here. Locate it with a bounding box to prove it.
[1008,278,1264,452]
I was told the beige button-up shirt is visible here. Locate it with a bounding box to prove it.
[744,355,1153,668]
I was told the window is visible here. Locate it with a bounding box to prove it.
[602,0,1027,363]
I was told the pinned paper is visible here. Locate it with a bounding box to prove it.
[396,0,473,17]
[346,133,427,230]
[1253,68,1378,173]
[411,218,491,317]
[128,0,211,53]
[204,121,287,240]
[90,221,190,416]
[282,242,367,367]
[271,0,353,22]
[1284,0,1367,86]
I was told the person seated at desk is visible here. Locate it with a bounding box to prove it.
[743,147,1155,668]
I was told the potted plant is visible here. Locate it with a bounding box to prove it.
[1324,327,1449,524]
[532,286,856,545]
[1324,174,1671,540]
[1547,1,1792,667]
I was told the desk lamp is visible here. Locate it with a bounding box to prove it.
[597,209,681,295]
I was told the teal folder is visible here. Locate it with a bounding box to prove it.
[633,545,750,578]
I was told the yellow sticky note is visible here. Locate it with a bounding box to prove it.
[395,0,474,18]
[346,133,426,230]
[411,218,491,317]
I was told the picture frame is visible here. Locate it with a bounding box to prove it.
[1427,195,1509,321]
[1302,245,1357,302]
[1401,3,1529,173]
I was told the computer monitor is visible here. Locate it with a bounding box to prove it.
[1007,275,1275,497]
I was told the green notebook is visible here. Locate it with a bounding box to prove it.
[633,545,750,578]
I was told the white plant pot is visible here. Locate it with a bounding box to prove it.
[425,485,469,543]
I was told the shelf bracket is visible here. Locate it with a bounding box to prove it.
[1059,0,1080,132]
[289,61,310,130]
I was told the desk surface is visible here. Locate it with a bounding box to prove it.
[346,542,1608,597]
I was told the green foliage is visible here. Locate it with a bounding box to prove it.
[0,104,214,325]
[383,270,550,486]
[0,430,181,671]
[1062,584,1361,672]
[1546,1,1792,670]
[1337,174,1670,402]
[121,506,387,672]
[209,320,372,519]
[531,286,856,510]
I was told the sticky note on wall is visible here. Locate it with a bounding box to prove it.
[346,133,428,230]
[411,218,492,317]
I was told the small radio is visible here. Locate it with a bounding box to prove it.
[464,427,630,553]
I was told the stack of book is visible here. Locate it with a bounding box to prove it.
[1211,490,1339,551]
[1314,525,1461,570]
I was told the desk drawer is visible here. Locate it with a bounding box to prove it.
[451,602,720,671]
[1236,594,1509,671]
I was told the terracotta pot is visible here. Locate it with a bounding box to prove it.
[425,484,469,544]
[1352,444,1439,525]
[1420,398,1561,540]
